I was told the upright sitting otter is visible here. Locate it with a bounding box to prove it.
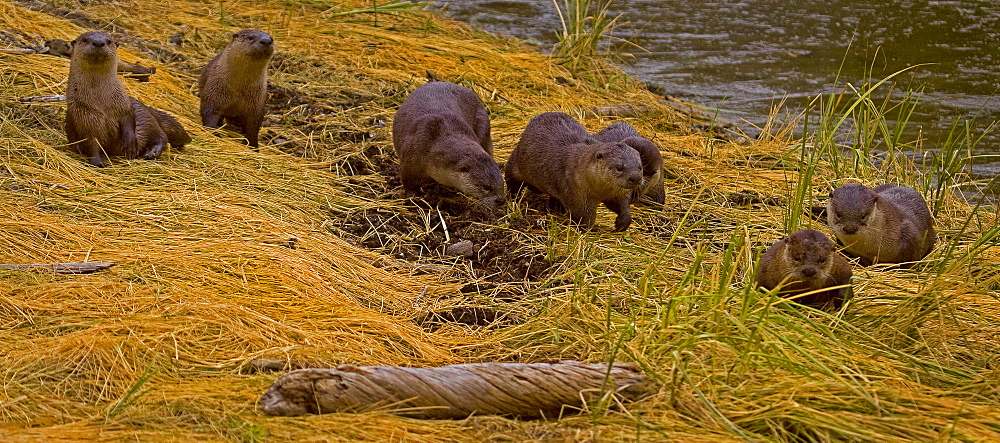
[594,122,665,205]
[826,183,936,265]
[199,29,274,149]
[505,112,644,231]
[756,229,853,310]
[392,81,504,206]
[65,31,189,167]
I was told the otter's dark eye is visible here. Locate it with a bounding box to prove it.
[459,166,470,173]
[595,153,604,160]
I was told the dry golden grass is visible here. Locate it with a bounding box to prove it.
[2,0,999,441]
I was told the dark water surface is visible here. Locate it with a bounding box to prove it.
[434,0,999,196]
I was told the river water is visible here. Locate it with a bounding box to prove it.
[433,0,999,197]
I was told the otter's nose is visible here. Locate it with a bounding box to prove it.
[801,267,817,277]
[627,172,641,187]
[842,224,859,235]
[91,38,107,48]
[259,36,273,46]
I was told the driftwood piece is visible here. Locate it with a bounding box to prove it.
[0,262,115,274]
[19,95,66,103]
[0,48,36,54]
[259,361,652,419]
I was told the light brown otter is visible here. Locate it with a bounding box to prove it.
[65,31,189,167]
[827,183,936,265]
[756,229,853,310]
[392,81,504,206]
[505,112,643,231]
[594,121,665,205]
[199,29,274,149]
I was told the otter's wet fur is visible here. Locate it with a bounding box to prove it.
[594,121,665,205]
[506,112,643,231]
[65,31,189,167]
[392,82,504,206]
[827,183,936,265]
[756,229,853,310]
[199,29,274,149]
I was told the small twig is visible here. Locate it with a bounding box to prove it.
[413,286,429,309]
[0,48,36,54]
[0,262,115,274]
[31,181,70,190]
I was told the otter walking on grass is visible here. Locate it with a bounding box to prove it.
[826,183,936,265]
[65,31,189,167]
[756,229,853,310]
[392,81,504,206]
[594,121,665,205]
[505,112,644,231]
[199,29,274,149]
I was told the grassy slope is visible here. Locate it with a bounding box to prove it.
[1,0,999,441]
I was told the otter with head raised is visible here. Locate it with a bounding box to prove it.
[826,183,936,265]
[65,31,189,167]
[505,112,643,231]
[392,81,504,206]
[756,229,853,310]
[594,121,665,205]
[199,29,274,149]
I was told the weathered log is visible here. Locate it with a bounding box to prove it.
[259,361,652,419]
[0,262,115,274]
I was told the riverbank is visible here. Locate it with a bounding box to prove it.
[1,0,999,441]
[437,0,1000,200]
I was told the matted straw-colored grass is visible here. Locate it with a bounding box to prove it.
[2,0,999,441]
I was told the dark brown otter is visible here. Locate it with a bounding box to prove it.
[392,81,504,206]
[827,183,936,265]
[594,121,665,205]
[199,29,274,149]
[756,229,853,310]
[64,31,189,167]
[505,112,643,231]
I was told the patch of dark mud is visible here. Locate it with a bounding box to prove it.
[727,190,784,206]
[336,189,556,286]
[17,1,127,34]
[16,1,188,65]
[416,306,518,332]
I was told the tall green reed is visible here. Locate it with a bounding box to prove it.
[551,0,635,85]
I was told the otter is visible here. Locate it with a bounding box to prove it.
[65,31,189,167]
[594,121,665,205]
[199,29,274,149]
[505,112,643,231]
[756,229,853,310]
[826,183,936,265]
[392,81,504,206]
